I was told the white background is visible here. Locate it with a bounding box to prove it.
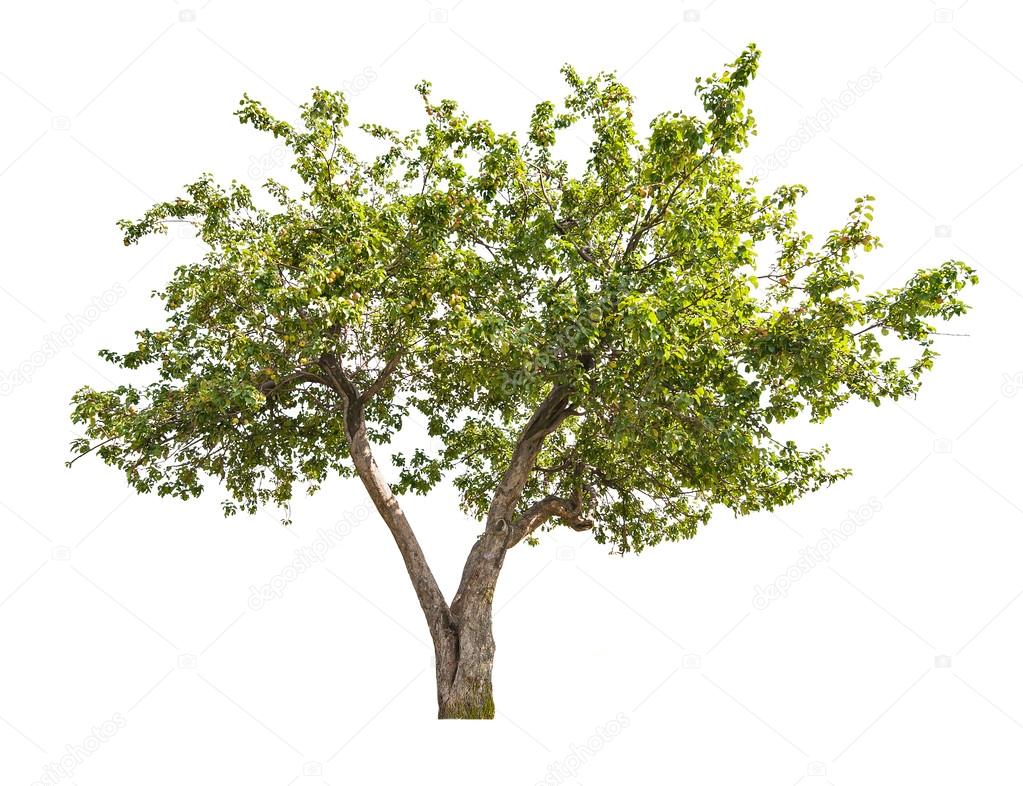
[1,1,1021,783]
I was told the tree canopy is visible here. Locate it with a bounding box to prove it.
[70,44,976,556]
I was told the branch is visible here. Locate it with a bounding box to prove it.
[622,147,718,261]
[257,368,332,398]
[451,383,576,617]
[532,170,599,265]
[487,383,574,519]
[66,435,119,467]
[321,354,454,648]
[317,353,359,405]
[506,494,593,548]
[359,349,405,405]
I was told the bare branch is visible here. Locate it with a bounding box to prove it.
[319,354,454,649]
[359,349,405,405]
[506,494,593,548]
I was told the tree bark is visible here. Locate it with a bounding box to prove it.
[438,519,508,719]
[437,575,498,719]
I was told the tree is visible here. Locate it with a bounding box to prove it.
[69,44,976,719]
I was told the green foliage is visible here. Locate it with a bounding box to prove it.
[70,45,977,552]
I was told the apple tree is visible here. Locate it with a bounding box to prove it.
[70,46,976,718]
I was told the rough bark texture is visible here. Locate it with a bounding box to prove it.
[439,529,501,719]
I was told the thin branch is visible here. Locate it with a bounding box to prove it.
[359,348,405,405]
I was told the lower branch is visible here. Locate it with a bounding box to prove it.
[319,354,460,698]
[506,494,593,548]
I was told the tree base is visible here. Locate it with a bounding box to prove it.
[437,692,495,719]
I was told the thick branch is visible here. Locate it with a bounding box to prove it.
[451,383,576,617]
[486,383,575,524]
[319,354,454,649]
[506,494,593,548]
[345,410,454,643]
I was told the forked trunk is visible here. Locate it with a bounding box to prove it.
[337,378,572,719]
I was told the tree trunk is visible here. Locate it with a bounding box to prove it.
[436,522,508,719]
[436,609,496,719]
